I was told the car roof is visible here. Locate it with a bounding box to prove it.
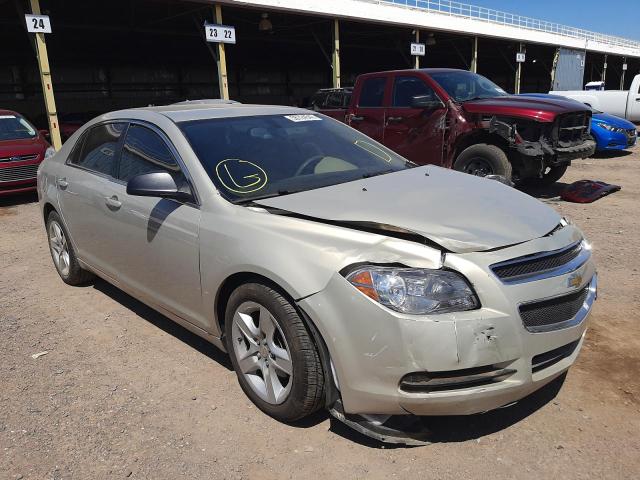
[100,103,316,124]
[0,109,20,116]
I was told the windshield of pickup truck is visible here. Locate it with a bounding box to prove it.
[429,71,509,102]
[180,114,413,203]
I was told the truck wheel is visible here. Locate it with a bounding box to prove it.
[453,144,512,181]
[530,165,568,186]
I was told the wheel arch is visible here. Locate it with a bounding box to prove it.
[453,130,509,162]
[43,202,57,224]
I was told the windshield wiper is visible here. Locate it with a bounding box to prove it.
[361,168,397,179]
[233,190,296,205]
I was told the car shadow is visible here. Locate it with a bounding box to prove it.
[91,278,233,371]
[590,150,634,159]
[0,191,39,208]
[519,182,568,200]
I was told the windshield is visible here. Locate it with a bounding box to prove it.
[179,114,413,203]
[429,71,508,102]
[0,115,37,141]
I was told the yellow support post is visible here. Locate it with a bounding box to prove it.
[471,36,478,73]
[214,4,229,100]
[414,30,420,69]
[332,19,341,89]
[29,0,61,150]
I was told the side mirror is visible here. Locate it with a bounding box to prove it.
[126,171,193,203]
[39,129,50,139]
[411,95,445,110]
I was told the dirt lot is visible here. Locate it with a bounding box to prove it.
[1,148,640,480]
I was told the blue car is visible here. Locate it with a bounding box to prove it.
[521,94,637,152]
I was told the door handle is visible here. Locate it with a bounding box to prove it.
[350,115,364,122]
[104,195,122,210]
[56,177,68,189]
[387,116,404,123]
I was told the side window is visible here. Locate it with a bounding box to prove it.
[71,123,126,177]
[310,92,327,110]
[118,124,183,183]
[358,77,387,107]
[393,76,437,107]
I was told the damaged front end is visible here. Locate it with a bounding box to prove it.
[488,113,596,181]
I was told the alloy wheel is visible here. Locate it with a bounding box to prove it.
[49,220,70,277]
[464,158,494,177]
[231,301,293,405]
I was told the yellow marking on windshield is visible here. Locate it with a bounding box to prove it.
[216,159,268,194]
[354,140,392,163]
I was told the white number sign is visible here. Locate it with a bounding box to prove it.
[516,52,526,63]
[25,14,52,34]
[410,43,426,56]
[205,24,236,44]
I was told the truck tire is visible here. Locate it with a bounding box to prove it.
[453,144,512,181]
[529,165,568,186]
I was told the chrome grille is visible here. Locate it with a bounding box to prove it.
[519,286,589,332]
[0,163,39,183]
[0,153,38,163]
[491,241,584,283]
[626,129,637,146]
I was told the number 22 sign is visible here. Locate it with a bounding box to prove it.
[205,24,236,44]
[25,14,52,34]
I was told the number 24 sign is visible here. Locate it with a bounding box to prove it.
[25,14,52,34]
[205,24,236,44]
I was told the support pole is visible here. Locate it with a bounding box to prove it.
[29,0,61,150]
[414,30,420,69]
[214,4,229,100]
[602,54,608,84]
[515,43,525,94]
[332,19,341,88]
[620,57,626,90]
[470,36,478,73]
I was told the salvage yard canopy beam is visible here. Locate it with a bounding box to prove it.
[470,36,478,73]
[332,19,341,88]
[214,3,229,100]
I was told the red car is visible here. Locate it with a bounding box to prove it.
[0,110,54,196]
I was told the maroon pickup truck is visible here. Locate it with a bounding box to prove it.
[314,69,596,184]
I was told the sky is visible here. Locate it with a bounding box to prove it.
[397,0,639,40]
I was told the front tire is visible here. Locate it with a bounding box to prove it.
[453,144,512,181]
[46,211,94,285]
[225,283,324,422]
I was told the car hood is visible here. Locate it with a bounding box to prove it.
[0,136,47,157]
[592,112,637,130]
[254,166,561,253]
[463,96,591,123]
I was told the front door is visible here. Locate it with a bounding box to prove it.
[348,75,389,142]
[383,74,447,166]
[105,123,205,328]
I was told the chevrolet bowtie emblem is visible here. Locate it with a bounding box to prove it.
[568,273,583,289]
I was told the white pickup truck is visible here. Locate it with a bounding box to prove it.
[552,74,640,123]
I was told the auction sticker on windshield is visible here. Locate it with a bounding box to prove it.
[284,115,322,122]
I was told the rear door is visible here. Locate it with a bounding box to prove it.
[383,74,447,165]
[57,122,127,277]
[348,75,389,142]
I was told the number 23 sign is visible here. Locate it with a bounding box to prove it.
[205,24,236,44]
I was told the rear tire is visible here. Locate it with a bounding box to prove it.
[225,282,324,422]
[46,211,94,285]
[453,144,512,181]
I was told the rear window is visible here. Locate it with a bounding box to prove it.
[71,123,126,177]
[0,114,37,141]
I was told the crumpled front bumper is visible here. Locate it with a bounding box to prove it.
[297,233,597,416]
[553,139,597,163]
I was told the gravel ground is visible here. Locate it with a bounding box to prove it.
[1,147,639,479]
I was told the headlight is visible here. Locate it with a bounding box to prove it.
[44,146,56,159]
[596,123,623,133]
[345,266,479,315]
